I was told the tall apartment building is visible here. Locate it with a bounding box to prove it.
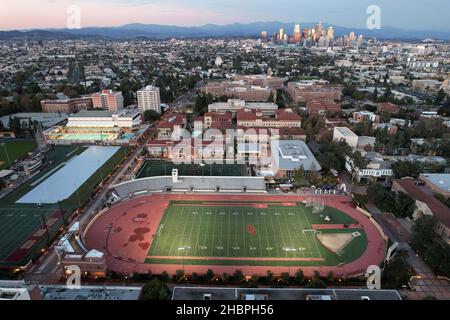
[137,85,161,114]
[91,90,124,112]
[40,96,92,113]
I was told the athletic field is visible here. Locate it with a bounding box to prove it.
[145,201,368,267]
[0,140,37,169]
[0,145,131,267]
[136,161,245,178]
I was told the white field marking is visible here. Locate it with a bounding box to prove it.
[268,209,281,257]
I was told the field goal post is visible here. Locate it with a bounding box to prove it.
[312,199,325,214]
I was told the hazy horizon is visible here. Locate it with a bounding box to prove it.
[1,0,449,32]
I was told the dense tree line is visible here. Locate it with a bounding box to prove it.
[367,184,416,218]
[410,215,450,277]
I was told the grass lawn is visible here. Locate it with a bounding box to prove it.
[145,202,367,267]
[136,160,245,178]
[0,140,37,170]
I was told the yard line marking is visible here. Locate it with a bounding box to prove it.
[193,206,204,257]
[268,208,281,258]
[282,208,296,258]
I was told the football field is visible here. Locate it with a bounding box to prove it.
[146,202,368,266]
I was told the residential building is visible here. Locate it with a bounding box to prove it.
[137,85,161,114]
[91,90,124,112]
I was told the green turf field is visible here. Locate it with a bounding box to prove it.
[146,202,368,267]
[0,140,37,170]
[136,161,245,178]
[0,145,132,267]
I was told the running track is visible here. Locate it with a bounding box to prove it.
[83,194,386,278]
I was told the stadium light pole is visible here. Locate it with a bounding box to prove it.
[73,183,81,207]
[98,160,104,181]
[1,142,12,168]
[57,200,67,226]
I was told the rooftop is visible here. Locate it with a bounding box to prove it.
[171,287,402,301]
[420,174,450,193]
[271,140,321,171]
[335,127,358,137]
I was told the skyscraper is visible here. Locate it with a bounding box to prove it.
[327,26,334,40]
[261,31,268,43]
[278,28,285,43]
[293,24,301,43]
[137,85,161,114]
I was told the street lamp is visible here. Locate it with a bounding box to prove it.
[178,246,188,273]
[285,248,297,276]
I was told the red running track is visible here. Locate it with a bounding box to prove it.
[83,194,386,278]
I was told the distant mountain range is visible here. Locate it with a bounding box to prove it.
[1,21,450,41]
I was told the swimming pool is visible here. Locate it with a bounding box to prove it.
[57,133,117,141]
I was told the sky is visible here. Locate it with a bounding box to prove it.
[1,0,449,31]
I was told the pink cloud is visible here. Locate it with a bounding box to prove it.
[0,1,244,30]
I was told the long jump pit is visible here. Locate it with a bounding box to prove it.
[83,194,386,278]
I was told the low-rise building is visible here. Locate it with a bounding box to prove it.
[392,178,450,244]
[236,108,301,128]
[269,140,321,178]
[306,99,341,116]
[345,152,393,183]
[377,102,400,115]
[419,173,450,198]
[41,96,92,113]
[333,127,359,149]
[287,80,343,103]
[208,99,278,116]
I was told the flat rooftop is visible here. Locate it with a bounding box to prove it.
[335,127,358,137]
[70,108,139,118]
[421,173,450,193]
[172,287,402,301]
[40,285,142,300]
[271,140,321,171]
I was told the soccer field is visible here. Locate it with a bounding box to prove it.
[146,202,368,267]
